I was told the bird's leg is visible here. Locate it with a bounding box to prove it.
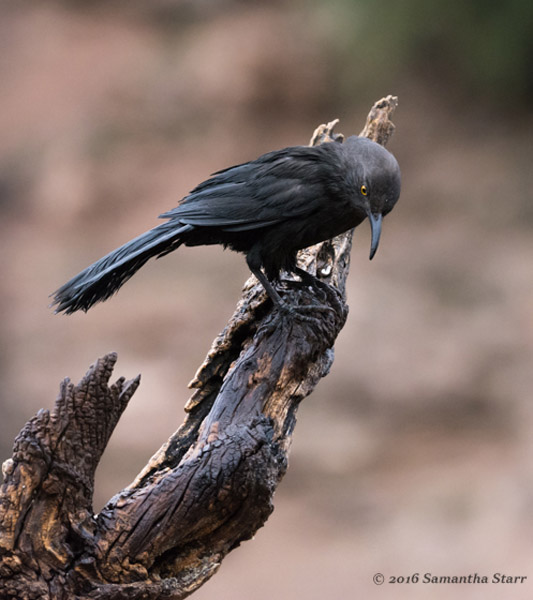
[286,267,328,298]
[292,266,344,315]
[292,266,327,289]
[249,265,286,308]
[246,260,335,321]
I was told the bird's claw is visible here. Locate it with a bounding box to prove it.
[275,300,337,323]
[281,276,344,318]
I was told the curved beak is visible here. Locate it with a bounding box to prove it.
[368,212,382,260]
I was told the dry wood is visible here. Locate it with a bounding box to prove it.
[0,96,398,600]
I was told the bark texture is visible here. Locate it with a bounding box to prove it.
[0,96,398,600]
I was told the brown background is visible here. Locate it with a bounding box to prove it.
[1,2,532,599]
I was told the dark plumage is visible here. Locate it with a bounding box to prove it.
[52,136,401,315]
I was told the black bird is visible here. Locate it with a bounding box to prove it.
[52,136,401,315]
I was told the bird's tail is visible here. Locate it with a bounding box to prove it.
[51,221,193,314]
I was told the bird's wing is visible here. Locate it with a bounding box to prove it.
[159,146,333,231]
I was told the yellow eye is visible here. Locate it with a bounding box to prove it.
[360,184,368,196]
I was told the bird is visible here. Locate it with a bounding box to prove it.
[51,135,401,315]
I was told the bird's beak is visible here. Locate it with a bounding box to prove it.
[368,212,382,260]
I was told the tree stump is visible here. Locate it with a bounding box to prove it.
[0,96,398,600]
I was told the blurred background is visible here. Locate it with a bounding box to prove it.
[1,1,532,598]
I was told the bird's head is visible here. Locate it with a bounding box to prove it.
[344,136,401,259]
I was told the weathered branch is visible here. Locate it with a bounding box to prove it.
[0,96,398,600]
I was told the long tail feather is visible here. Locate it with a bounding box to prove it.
[52,222,193,314]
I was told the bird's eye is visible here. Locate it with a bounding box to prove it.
[360,184,368,196]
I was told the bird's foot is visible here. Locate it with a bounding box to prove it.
[275,299,336,323]
[311,279,344,316]
[283,273,344,317]
[281,277,330,301]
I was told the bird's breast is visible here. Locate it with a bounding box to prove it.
[288,204,365,250]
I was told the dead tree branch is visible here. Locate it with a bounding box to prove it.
[0,96,398,600]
